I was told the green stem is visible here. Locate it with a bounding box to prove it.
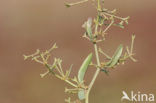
[85,18,100,103]
[103,12,125,20]
[90,44,101,90]
[68,0,88,6]
[85,44,101,103]
[55,74,78,88]
[85,1,101,103]
[103,20,114,33]
[45,64,78,88]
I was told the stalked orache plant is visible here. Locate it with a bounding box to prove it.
[24,0,137,103]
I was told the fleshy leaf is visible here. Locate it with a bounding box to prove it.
[86,18,92,37]
[106,44,123,68]
[65,3,71,8]
[113,23,124,29]
[78,89,85,100]
[82,18,93,39]
[78,53,93,83]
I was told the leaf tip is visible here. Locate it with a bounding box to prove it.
[65,3,71,8]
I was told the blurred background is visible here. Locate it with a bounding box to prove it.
[0,0,156,103]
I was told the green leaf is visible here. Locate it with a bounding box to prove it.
[86,18,93,39]
[113,24,124,29]
[118,24,124,29]
[78,89,85,100]
[65,3,71,8]
[78,53,93,83]
[98,15,104,25]
[106,44,123,68]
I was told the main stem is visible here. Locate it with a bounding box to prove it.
[85,1,101,103]
[85,44,101,103]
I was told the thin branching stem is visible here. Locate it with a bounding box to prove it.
[131,35,135,53]
[44,63,78,88]
[54,73,78,88]
[103,20,114,33]
[67,0,88,6]
[102,12,125,20]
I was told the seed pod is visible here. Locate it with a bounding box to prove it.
[78,53,93,83]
